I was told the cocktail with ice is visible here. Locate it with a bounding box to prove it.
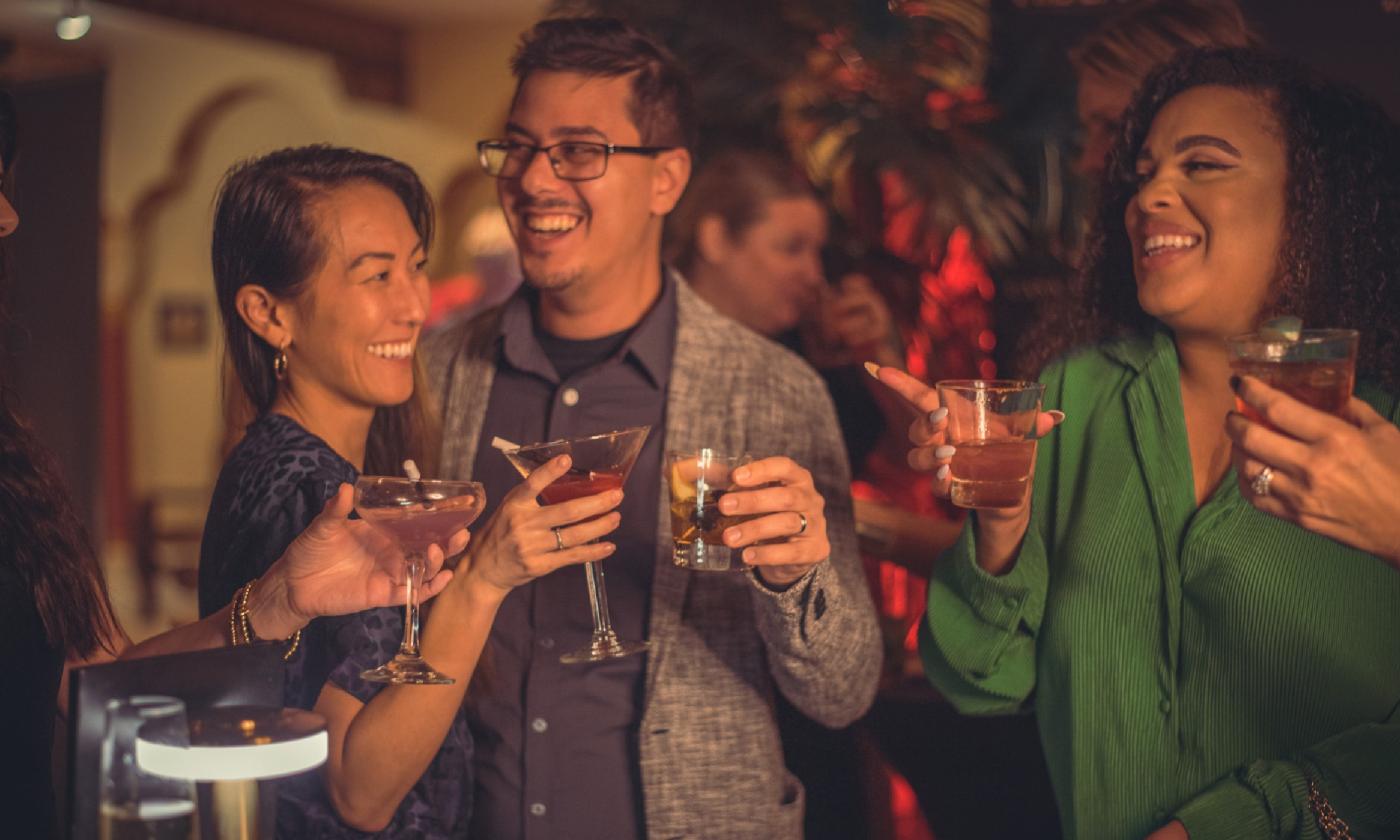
[354,477,485,684]
[501,426,651,664]
[936,380,1046,510]
[1227,328,1358,422]
[667,449,756,572]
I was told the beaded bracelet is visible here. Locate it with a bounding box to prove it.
[229,579,302,661]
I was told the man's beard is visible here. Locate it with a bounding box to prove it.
[520,262,583,293]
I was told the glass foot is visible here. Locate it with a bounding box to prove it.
[361,654,455,685]
[559,632,649,665]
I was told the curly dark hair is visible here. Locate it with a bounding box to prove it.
[0,89,120,660]
[1062,48,1400,389]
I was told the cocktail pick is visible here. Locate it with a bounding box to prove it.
[402,459,434,510]
[490,436,521,452]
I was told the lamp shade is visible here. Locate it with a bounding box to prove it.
[136,705,328,782]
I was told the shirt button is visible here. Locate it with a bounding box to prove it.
[561,387,580,406]
[538,636,555,650]
[531,717,548,733]
[530,802,547,817]
[1159,698,1172,715]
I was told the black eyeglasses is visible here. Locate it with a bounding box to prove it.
[477,139,677,182]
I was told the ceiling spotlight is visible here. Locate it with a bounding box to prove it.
[56,1,92,41]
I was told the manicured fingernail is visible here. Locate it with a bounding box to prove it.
[559,454,572,469]
[725,528,742,545]
[934,445,955,459]
[734,467,750,482]
[1047,410,1065,423]
[863,361,880,379]
[929,407,948,424]
[1229,375,1241,394]
[719,496,736,513]
[936,464,950,481]
[743,548,756,563]
[611,490,624,502]
[602,542,616,555]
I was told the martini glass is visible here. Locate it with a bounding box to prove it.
[502,425,651,664]
[354,476,486,684]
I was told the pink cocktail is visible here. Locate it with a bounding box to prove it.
[354,477,485,685]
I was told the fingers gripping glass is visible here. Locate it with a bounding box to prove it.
[477,139,676,181]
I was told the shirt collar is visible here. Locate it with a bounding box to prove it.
[1099,325,1175,374]
[496,270,677,390]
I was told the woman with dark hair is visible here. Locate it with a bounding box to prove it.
[200,144,622,837]
[875,49,1400,839]
[0,97,466,839]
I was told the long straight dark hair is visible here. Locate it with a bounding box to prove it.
[0,89,121,660]
[211,145,440,475]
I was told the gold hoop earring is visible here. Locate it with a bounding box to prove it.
[273,348,288,380]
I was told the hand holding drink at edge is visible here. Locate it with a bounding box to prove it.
[1225,324,1400,570]
[865,363,1065,576]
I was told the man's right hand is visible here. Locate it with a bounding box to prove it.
[458,454,623,598]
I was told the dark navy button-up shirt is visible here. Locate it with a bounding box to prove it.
[467,278,675,840]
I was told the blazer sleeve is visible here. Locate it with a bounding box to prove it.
[747,362,882,728]
[917,358,1066,716]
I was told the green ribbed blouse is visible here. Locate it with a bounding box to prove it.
[920,330,1400,840]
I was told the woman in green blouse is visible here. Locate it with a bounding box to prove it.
[873,49,1400,839]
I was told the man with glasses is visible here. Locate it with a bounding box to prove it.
[423,17,879,839]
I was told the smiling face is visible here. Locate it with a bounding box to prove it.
[498,70,686,296]
[1125,84,1288,338]
[706,196,828,336]
[278,181,429,413]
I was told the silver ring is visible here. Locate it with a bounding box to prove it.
[795,512,808,536]
[1251,466,1275,497]
[553,526,566,551]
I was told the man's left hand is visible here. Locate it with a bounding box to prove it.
[719,456,829,588]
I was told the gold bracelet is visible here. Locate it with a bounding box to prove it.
[1308,776,1354,840]
[234,579,302,661]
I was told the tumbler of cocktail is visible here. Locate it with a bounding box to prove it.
[936,380,1046,510]
[1226,328,1358,423]
[667,449,757,572]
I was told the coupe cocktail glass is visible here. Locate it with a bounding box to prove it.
[354,477,486,684]
[502,426,651,664]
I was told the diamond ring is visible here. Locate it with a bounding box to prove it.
[1250,466,1275,497]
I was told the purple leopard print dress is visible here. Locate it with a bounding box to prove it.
[198,413,472,838]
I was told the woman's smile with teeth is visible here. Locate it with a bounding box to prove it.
[368,341,413,360]
[526,214,581,233]
[1143,233,1201,256]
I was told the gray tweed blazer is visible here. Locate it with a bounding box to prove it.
[422,277,881,839]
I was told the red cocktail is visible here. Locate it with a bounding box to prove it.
[1227,329,1358,423]
[502,426,651,664]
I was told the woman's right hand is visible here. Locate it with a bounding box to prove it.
[458,454,623,598]
[869,365,1063,574]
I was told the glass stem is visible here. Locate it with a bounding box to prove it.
[583,561,615,636]
[399,553,423,657]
